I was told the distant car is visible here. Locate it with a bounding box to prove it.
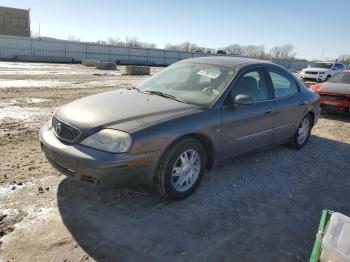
[192,50,203,53]
[310,70,350,112]
[216,50,227,54]
[299,62,346,82]
[40,57,320,200]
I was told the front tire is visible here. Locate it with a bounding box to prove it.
[154,138,206,200]
[287,114,312,149]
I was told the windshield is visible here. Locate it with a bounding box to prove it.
[137,62,236,106]
[310,63,332,69]
[328,72,350,84]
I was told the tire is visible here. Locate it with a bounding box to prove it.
[154,138,206,200]
[287,114,312,149]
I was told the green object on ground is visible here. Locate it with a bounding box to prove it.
[309,209,333,262]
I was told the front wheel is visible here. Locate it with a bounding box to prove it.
[154,138,206,200]
[287,114,312,149]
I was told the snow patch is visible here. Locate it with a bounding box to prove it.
[0,80,64,89]
[0,106,50,122]
[24,98,49,104]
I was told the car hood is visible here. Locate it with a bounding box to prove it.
[55,89,199,132]
[317,83,350,95]
[303,68,329,73]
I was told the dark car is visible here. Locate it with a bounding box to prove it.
[310,70,350,112]
[40,57,320,200]
[216,50,227,55]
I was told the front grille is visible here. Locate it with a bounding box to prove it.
[320,94,349,101]
[304,71,318,75]
[52,116,81,143]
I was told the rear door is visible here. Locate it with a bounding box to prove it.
[220,67,274,158]
[266,67,306,143]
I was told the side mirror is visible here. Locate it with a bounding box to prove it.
[234,94,252,105]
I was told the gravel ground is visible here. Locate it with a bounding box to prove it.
[0,62,349,262]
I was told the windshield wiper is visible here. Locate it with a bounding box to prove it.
[144,90,188,104]
[130,87,141,92]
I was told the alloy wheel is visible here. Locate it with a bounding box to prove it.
[171,149,201,192]
[297,118,310,145]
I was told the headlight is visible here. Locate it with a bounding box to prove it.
[81,129,132,153]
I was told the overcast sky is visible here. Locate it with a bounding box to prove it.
[2,0,349,60]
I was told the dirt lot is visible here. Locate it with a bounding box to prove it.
[0,62,349,262]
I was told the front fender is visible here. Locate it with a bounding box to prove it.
[128,108,221,155]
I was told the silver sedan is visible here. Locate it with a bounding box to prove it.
[40,57,320,200]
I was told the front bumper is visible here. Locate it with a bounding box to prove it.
[39,122,162,187]
[320,98,350,112]
[300,73,327,81]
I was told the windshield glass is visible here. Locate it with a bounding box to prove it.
[328,72,350,84]
[137,62,235,106]
[310,63,332,69]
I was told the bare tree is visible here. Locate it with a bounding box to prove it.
[243,45,267,59]
[224,44,243,55]
[269,44,296,59]
[67,35,81,42]
[223,44,268,59]
[165,41,206,52]
[338,54,350,64]
[96,36,157,48]
[108,37,125,47]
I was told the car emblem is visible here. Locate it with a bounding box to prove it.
[55,123,62,134]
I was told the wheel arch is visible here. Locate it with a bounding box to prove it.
[306,110,315,127]
[159,133,215,170]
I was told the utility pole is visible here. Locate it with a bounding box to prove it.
[321,46,325,61]
[38,23,41,37]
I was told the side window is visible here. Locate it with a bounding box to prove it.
[230,68,269,102]
[333,64,340,70]
[0,15,4,25]
[268,69,299,98]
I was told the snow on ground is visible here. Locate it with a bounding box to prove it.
[0,79,69,88]
[0,105,51,122]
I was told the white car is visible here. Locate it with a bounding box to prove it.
[299,62,346,82]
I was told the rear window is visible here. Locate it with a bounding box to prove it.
[328,72,350,84]
[268,69,299,98]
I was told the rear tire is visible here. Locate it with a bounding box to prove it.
[287,114,312,149]
[154,138,206,200]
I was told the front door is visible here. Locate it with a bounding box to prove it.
[221,67,274,159]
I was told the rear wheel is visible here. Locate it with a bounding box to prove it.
[154,138,206,200]
[287,114,312,149]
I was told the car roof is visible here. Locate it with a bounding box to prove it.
[179,56,273,70]
[313,61,345,65]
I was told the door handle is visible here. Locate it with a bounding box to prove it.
[299,101,306,105]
